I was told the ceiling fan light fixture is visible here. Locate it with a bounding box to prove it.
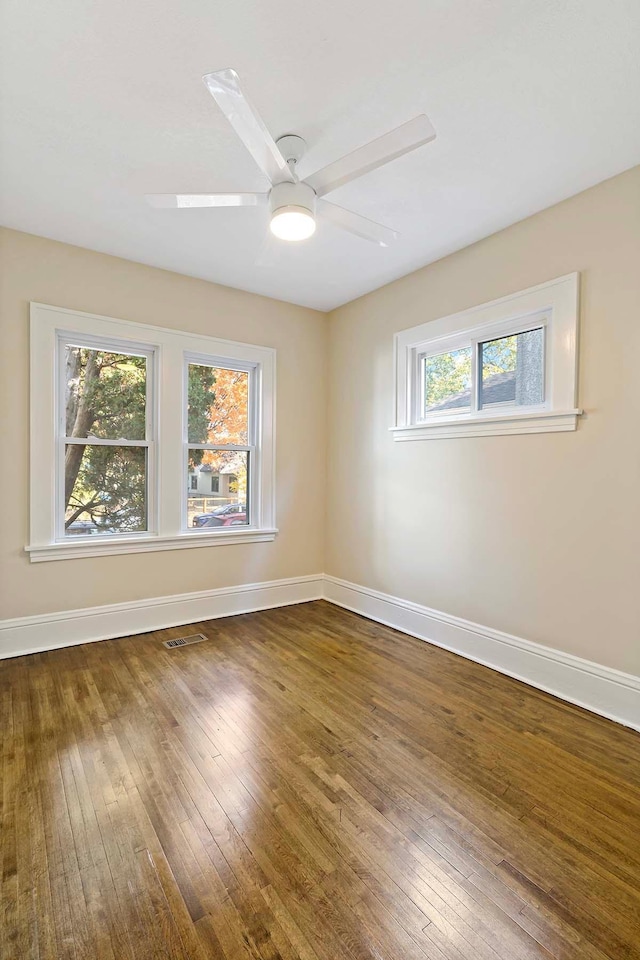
[269,181,316,242]
[270,206,316,241]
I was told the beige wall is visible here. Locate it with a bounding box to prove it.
[326,166,640,675]
[0,228,327,619]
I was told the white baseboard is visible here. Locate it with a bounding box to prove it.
[324,575,640,732]
[0,574,324,660]
[2,572,638,732]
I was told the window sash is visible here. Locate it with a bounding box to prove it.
[61,442,151,536]
[187,443,252,452]
[477,325,546,412]
[419,348,474,420]
[63,437,150,446]
[187,451,252,530]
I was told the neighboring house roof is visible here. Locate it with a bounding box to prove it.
[190,463,238,476]
[428,370,516,412]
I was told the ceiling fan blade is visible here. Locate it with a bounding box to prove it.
[145,193,268,208]
[202,69,294,186]
[318,200,398,247]
[305,115,436,198]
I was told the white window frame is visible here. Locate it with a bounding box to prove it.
[27,303,276,562]
[392,273,581,441]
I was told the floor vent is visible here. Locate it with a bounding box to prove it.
[163,634,207,649]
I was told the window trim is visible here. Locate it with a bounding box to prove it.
[27,302,277,562]
[392,273,581,441]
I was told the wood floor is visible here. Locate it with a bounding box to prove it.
[2,601,640,960]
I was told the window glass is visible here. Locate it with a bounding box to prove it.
[64,445,147,534]
[187,364,249,445]
[423,346,472,415]
[479,327,544,409]
[187,451,248,529]
[65,346,146,440]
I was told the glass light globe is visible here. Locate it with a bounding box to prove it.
[270,206,316,241]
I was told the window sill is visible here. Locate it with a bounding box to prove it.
[391,409,582,441]
[25,528,279,563]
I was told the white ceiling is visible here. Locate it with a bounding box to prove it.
[1,0,639,311]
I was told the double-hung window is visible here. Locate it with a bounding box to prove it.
[29,303,276,561]
[393,274,580,440]
[60,337,155,538]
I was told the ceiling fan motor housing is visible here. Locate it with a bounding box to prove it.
[269,181,316,219]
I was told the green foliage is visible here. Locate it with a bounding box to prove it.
[188,363,217,441]
[481,335,517,379]
[424,348,472,409]
[66,349,147,439]
[67,445,147,532]
[187,364,217,466]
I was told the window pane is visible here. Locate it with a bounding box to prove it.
[479,327,544,409]
[187,450,248,529]
[188,364,249,444]
[64,444,147,535]
[65,346,147,440]
[424,347,472,415]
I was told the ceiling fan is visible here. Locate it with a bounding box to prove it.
[146,69,436,246]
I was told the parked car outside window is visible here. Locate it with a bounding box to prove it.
[193,503,246,527]
[201,512,247,528]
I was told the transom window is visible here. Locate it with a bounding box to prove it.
[29,303,276,562]
[393,274,580,440]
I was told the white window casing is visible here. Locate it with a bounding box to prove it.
[392,273,581,440]
[28,302,276,562]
